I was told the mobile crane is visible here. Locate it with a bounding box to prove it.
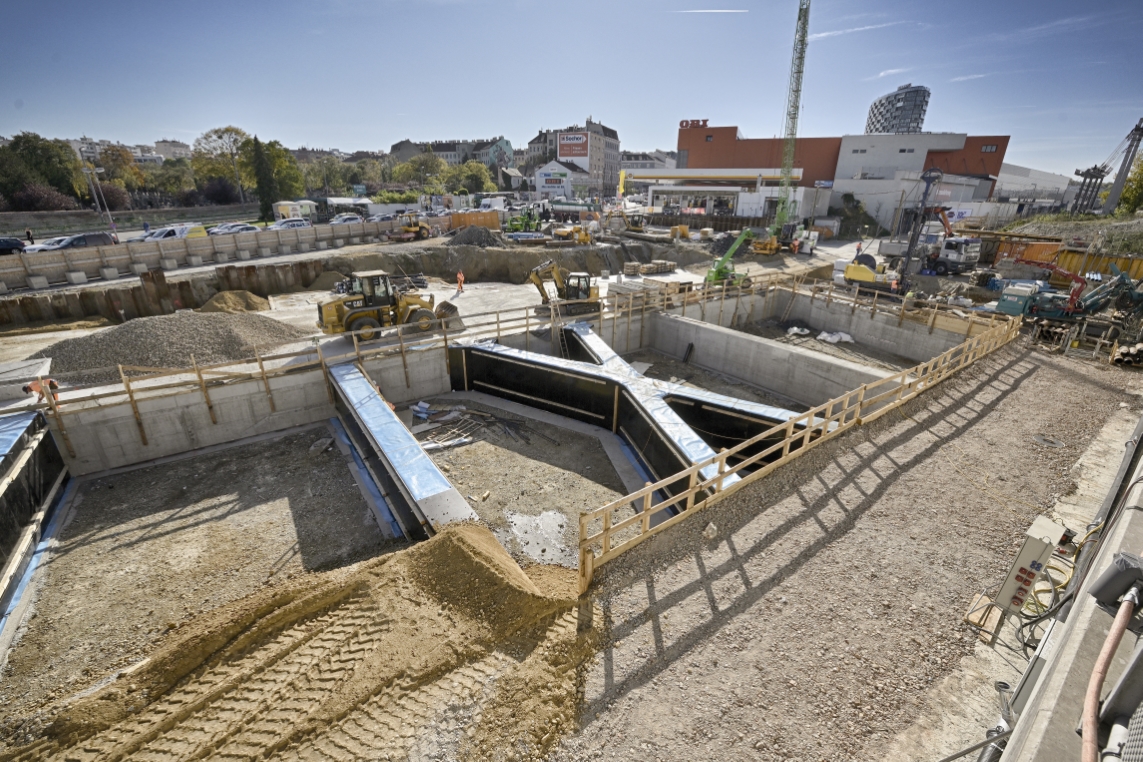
[704,229,755,287]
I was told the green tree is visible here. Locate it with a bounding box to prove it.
[144,157,195,195]
[391,149,446,189]
[302,156,349,196]
[441,160,496,194]
[192,126,249,202]
[1117,157,1143,215]
[0,132,83,198]
[238,139,303,200]
[98,145,145,190]
[250,137,280,222]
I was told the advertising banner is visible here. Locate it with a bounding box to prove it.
[558,132,589,159]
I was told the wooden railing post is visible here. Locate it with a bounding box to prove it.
[255,347,276,412]
[191,355,217,424]
[642,483,653,534]
[396,324,411,388]
[119,364,148,446]
[42,379,75,458]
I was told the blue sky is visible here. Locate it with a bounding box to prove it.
[2,0,1139,177]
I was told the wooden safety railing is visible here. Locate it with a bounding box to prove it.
[576,312,1023,593]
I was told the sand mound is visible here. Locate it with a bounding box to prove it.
[33,312,312,384]
[16,525,590,762]
[306,270,347,291]
[448,225,505,248]
[198,290,269,313]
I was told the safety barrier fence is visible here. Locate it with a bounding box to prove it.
[576,309,1023,593]
[0,217,457,291]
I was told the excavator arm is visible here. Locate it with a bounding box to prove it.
[1016,258,1087,311]
[529,259,568,304]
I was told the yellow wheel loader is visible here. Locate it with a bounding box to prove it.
[317,270,459,339]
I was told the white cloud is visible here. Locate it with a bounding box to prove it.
[951,74,988,82]
[808,21,906,40]
[862,68,911,81]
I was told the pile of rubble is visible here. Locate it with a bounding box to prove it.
[447,226,506,248]
[33,312,313,384]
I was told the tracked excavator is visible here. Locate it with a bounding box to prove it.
[318,270,459,339]
[528,259,600,315]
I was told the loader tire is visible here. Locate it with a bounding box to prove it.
[409,308,436,332]
[349,316,381,342]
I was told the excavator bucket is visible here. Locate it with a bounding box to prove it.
[435,301,463,330]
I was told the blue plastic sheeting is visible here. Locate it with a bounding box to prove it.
[0,412,37,460]
[328,417,403,539]
[330,365,453,502]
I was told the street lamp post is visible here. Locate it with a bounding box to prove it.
[82,166,116,237]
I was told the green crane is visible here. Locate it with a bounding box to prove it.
[770,0,811,243]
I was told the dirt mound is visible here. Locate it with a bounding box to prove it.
[198,289,269,313]
[33,312,312,384]
[448,225,506,248]
[306,270,347,291]
[11,525,590,762]
[1008,215,1143,252]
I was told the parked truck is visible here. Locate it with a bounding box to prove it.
[877,210,980,275]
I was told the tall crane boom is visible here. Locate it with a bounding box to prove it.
[774,0,811,229]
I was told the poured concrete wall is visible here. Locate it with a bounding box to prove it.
[648,313,894,407]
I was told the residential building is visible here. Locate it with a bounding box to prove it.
[621,151,675,170]
[865,84,930,134]
[154,139,192,160]
[534,160,591,200]
[388,137,515,169]
[528,118,621,196]
[512,148,527,168]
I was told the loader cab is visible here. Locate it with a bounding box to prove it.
[350,270,395,308]
[566,273,592,301]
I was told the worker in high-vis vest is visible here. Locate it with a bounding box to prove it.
[22,379,59,403]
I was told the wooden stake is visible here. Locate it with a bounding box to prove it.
[119,364,148,445]
[825,281,834,306]
[442,319,450,373]
[612,385,619,433]
[254,347,276,412]
[611,293,618,346]
[684,469,698,511]
[626,294,633,351]
[526,310,531,352]
[191,355,217,424]
[352,332,362,364]
[870,291,879,317]
[639,291,647,347]
[41,377,74,458]
[642,483,652,534]
[396,324,410,388]
[316,343,335,403]
[716,448,728,492]
[496,310,501,341]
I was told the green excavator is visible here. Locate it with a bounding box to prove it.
[704,229,755,287]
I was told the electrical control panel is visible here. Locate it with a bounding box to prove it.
[997,516,1069,615]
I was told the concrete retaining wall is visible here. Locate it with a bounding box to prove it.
[0,217,455,291]
[648,313,894,407]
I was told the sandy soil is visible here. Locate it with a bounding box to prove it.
[623,348,808,412]
[1,526,588,762]
[548,341,1139,762]
[0,428,390,751]
[422,397,628,568]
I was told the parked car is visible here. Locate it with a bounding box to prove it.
[266,218,312,230]
[142,224,207,241]
[0,237,25,255]
[329,213,363,225]
[208,222,245,235]
[23,236,69,252]
[366,214,395,222]
[226,224,261,234]
[43,232,117,250]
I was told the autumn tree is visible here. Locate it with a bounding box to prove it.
[238,139,303,199]
[192,126,249,202]
[98,145,145,190]
[1117,157,1143,215]
[251,137,280,222]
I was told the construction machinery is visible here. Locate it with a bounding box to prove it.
[879,209,981,275]
[528,259,600,314]
[318,270,458,339]
[551,225,592,245]
[705,229,755,287]
[603,209,645,234]
[1071,118,1143,215]
[998,264,1143,321]
[387,212,433,241]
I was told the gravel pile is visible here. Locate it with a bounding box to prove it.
[199,290,269,313]
[447,225,505,248]
[33,312,313,384]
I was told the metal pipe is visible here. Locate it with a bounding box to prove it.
[996,681,1015,726]
[973,681,1016,762]
[1083,584,1143,762]
[1103,717,1130,760]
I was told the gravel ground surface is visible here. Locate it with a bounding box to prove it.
[548,340,1138,762]
[29,312,313,385]
[623,348,808,412]
[448,226,507,248]
[422,397,627,568]
[741,316,916,372]
[0,428,390,751]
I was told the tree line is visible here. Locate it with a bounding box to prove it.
[0,126,502,219]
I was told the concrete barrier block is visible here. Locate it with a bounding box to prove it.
[0,282,9,295]
[130,263,149,275]
[100,266,119,281]
[65,271,88,285]
[259,247,272,258]
[27,275,49,290]
[298,243,310,252]
[279,245,292,255]
[317,241,328,250]
[333,239,345,248]
[349,237,360,245]
[237,250,251,261]
[214,251,230,263]
[187,254,204,267]
[160,258,179,271]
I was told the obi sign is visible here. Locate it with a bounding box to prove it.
[558,132,589,159]
[679,119,709,128]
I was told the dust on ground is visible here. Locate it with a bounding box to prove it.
[549,341,1139,762]
[421,397,627,567]
[741,316,917,371]
[623,347,807,411]
[0,317,113,338]
[2,525,593,762]
[0,428,390,751]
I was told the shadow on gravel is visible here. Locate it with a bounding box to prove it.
[582,348,1041,721]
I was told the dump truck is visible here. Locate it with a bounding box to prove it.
[528,259,600,315]
[318,270,458,339]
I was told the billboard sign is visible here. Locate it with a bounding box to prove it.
[558,132,589,159]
